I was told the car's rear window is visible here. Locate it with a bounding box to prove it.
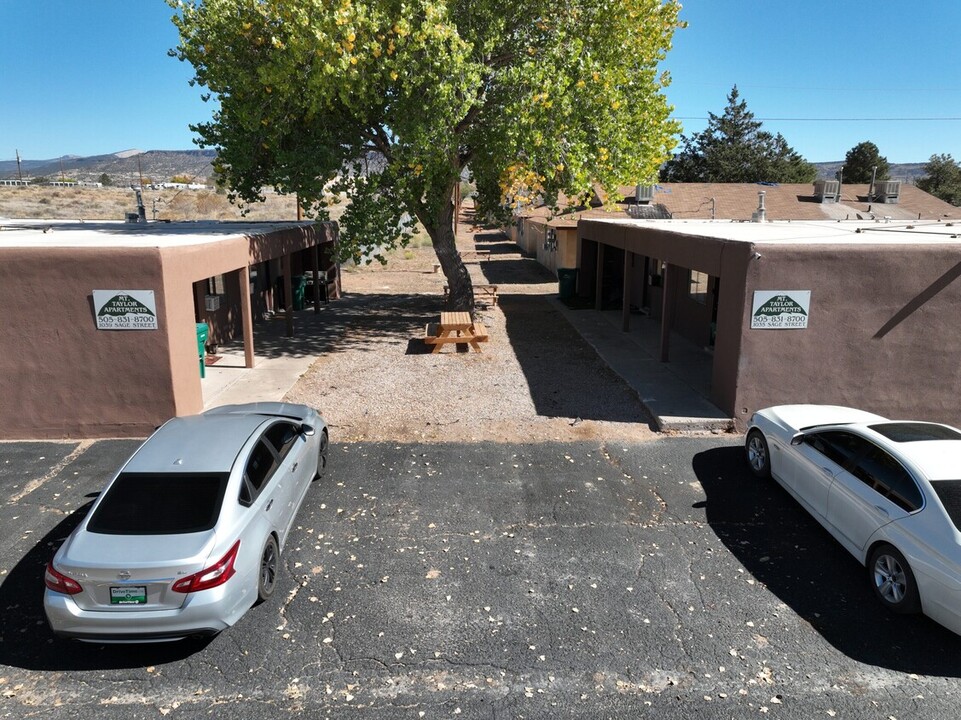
[87,473,228,535]
[869,422,961,443]
[931,480,961,531]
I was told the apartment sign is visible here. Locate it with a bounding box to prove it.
[93,290,158,330]
[751,291,810,329]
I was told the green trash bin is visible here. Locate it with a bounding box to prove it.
[557,268,578,300]
[196,323,209,378]
[292,274,306,311]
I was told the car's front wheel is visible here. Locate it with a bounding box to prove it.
[257,535,279,603]
[745,429,771,479]
[868,544,920,614]
[314,429,329,480]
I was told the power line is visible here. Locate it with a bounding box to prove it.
[675,116,961,122]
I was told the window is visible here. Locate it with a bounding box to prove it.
[689,270,709,304]
[870,422,961,443]
[932,481,961,530]
[805,431,866,470]
[240,440,279,505]
[88,473,228,535]
[851,446,923,512]
[265,422,299,461]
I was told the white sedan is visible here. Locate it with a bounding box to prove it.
[746,405,961,635]
[44,402,328,642]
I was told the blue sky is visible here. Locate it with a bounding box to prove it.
[2,1,960,165]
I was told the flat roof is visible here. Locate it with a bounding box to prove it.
[582,218,961,246]
[0,219,318,249]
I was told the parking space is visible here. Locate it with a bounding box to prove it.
[2,437,961,718]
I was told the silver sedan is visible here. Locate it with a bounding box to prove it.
[44,402,328,642]
[746,404,961,636]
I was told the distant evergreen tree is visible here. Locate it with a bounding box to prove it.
[917,154,961,206]
[661,86,816,183]
[99,173,113,186]
[842,141,890,183]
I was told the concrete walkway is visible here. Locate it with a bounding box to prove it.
[550,299,733,432]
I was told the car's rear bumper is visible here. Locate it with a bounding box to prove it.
[44,582,250,643]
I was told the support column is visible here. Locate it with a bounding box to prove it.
[282,254,294,338]
[622,250,632,332]
[659,263,672,362]
[239,266,255,369]
[594,243,605,311]
[312,243,321,313]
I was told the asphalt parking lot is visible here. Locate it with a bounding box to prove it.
[3,436,961,719]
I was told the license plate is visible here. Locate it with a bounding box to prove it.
[110,586,147,605]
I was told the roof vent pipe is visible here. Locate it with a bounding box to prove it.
[752,190,767,223]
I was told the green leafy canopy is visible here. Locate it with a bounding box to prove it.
[169,0,682,304]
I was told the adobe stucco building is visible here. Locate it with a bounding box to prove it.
[575,217,961,429]
[0,219,337,439]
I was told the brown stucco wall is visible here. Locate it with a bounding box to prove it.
[0,247,173,438]
[736,243,961,427]
[0,222,335,439]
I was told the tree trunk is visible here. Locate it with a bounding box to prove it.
[424,188,475,313]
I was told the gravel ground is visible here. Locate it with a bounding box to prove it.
[284,220,658,444]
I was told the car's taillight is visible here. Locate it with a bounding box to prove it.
[172,541,240,594]
[44,562,83,595]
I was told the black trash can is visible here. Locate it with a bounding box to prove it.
[557,268,578,300]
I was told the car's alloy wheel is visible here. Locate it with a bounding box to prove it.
[314,430,329,480]
[869,544,920,614]
[258,535,279,602]
[745,429,771,479]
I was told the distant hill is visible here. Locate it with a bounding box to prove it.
[1,150,931,186]
[812,161,928,183]
[0,149,217,185]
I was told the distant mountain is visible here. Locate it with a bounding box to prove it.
[0,149,217,184]
[0,157,57,176]
[1,150,932,186]
[812,161,928,183]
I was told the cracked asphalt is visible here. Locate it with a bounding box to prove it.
[3,437,961,718]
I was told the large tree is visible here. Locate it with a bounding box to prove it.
[661,86,816,184]
[170,0,682,311]
[842,141,889,183]
[917,154,961,206]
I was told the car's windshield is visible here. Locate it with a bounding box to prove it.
[870,422,961,442]
[87,473,228,535]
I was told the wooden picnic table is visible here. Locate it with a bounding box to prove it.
[423,311,489,353]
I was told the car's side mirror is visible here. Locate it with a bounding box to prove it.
[300,424,316,437]
[790,433,805,446]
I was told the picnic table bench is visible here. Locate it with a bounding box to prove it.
[423,311,489,353]
[444,284,498,306]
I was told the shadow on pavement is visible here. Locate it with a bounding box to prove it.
[694,445,961,677]
[0,502,210,671]
[498,292,656,427]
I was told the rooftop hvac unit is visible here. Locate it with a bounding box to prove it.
[873,180,901,204]
[635,184,655,204]
[813,179,840,203]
